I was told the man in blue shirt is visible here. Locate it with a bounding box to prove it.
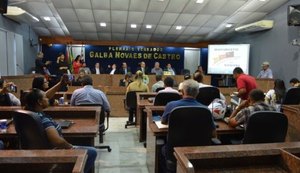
[161,79,214,129]
[70,75,111,113]
[257,61,273,79]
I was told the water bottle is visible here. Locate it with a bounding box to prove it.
[0,119,7,133]
[59,97,64,105]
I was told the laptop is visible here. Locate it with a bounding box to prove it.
[56,120,73,129]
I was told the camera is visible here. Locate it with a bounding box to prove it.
[7,84,17,93]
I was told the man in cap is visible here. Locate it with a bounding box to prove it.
[257,61,273,79]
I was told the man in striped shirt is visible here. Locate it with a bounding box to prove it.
[229,89,277,128]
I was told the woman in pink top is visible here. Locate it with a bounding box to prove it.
[72,55,82,74]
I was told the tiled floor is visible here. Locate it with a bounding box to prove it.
[94,117,149,173]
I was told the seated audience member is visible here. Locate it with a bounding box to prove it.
[24,89,97,173]
[161,79,214,128]
[126,70,149,93]
[91,62,104,74]
[119,62,131,75]
[265,79,286,106]
[70,75,111,113]
[31,76,68,105]
[126,71,149,124]
[164,63,176,75]
[0,78,20,106]
[119,73,133,87]
[158,77,179,94]
[152,75,164,92]
[35,51,51,75]
[193,72,226,100]
[72,55,82,74]
[257,61,273,79]
[194,65,204,74]
[107,64,118,75]
[151,62,163,75]
[178,74,191,92]
[289,78,300,87]
[228,89,277,128]
[79,62,91,74]
[136,61,149,74]
[233,67,257,101]
[72,69,86,86]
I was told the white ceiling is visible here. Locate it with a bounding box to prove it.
[6,0,289,43]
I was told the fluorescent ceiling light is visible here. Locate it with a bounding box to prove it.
[176,26,182,30]
[43,17,51,21]
[100,22,106,27]
[157,0,164,2]
[146,25,152,29]
[225,23,233,28]
[258,0,268,1]
[131,24,137,28]
[196,0,204,3]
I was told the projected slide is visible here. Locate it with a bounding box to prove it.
[207,44,250,74]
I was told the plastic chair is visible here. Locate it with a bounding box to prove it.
[77,103,112,152]
[155,87,165,92]
[154,92,181,106]
[13,109,52,149]
[125,91,139,128]
[282,87,300,105]
[164,106,216,172]
[196,87,220,106]
[242,111,288,144]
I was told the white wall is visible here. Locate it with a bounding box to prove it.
[0,28,24,76]
[228,0,300,84]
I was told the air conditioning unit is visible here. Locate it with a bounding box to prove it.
[4,6,39,23]
[235,20,274,32]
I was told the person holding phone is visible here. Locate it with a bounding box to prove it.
[30,75,70,105]
[0,78,20,106]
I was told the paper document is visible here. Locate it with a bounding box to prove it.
[154,121,168,129]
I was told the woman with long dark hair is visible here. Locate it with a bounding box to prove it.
[73,55,82,74]
[265,79,286,105]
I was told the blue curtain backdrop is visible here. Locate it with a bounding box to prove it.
[42,44,186,74]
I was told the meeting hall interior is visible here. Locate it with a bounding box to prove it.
[0,0,300,172]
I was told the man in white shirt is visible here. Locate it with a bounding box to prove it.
[257,61,273,79]
[164,63,176,75]
[152,75,164,92]
[93,63,101,74]
[158,77,179,94]
[107,64,118,75]
[0,79,21,106]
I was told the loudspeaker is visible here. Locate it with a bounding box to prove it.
[0,0,8,14]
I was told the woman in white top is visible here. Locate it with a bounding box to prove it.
[265,79,286,110]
